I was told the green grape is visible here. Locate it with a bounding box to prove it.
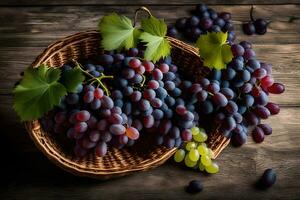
[188,149,200,162]
[191,127,200,135]
[185,142,196,151]
[201,155,212,166]
[194,131,208,142]
[197,145,208,155]
[199,162,205,171]
[184,155,197,167]
[205,162,219,174]
[198,142,207,147]
[174,149,185,163]
[193,134,201,142]
[207,148,214,158]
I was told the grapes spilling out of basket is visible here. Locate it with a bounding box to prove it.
[174,127,219,174]
[167,3,235,42]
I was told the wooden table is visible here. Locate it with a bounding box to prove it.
[0,1,299,199]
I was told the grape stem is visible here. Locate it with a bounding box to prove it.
[133,6,152,27]
[72,59,114,96]
[249,5,272,25]
[250,5,255,22]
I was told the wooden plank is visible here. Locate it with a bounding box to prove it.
[0,0,300,6]
[0,93,299,199]
[0,43,297,105]
[0,5,300,47]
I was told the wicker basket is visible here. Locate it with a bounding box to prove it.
[24,30,230,179]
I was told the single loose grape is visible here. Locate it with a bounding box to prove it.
[185,142,196,151]
[205,162,219,174]
[191,126,200,135]
[174,149,185,163]
[197,145,209,155]
[184,155,197,168]
[201,155,212,166]
[189,149,200,162]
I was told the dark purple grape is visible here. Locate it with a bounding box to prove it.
[231,44,245,56]
[89,130,100,142]
[95,141,107,157]
[242,22,256,35]
[232,131,247,146]
[268,83,285,94]
[98,54,114,66]
[200,17,213,30]
[76,110,90,122]
[207,82,220,94]
[143,115,154,128]
[225,101,238,114]
[220,88,234,99]
[243,95,254,107]
[252,126,265,143]
[212,92,228,107]
[130,91,142,102]
[259,169,276,188]
[175,18,187,30]
[186,180,203,194]
[167,26,178,37]
[187,16,200,27]
[245,112,260,125]
[219,12,231,20]
[91,99,101,110]
[101,131,112,142]
[152,109,164,120]
[265,102,280,115]
[254,18,268,35]
[181,129,192,141]
[200,100,213,114]
[66,93,79,105]
[74,122,88,133]
[101,96,114,109]
[153,69,163,80]
[163,137,175,148]
[244,49,256,60]
[109,124,126,135]
[213,18,225,28]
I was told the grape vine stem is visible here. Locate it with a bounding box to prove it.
[72,59,114,96]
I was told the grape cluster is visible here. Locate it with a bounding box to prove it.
[167,3,235,42]
[174,127,219,174]
[186,41,284,147]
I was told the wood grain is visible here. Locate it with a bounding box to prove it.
[1,5,300,47]
[0,0,300,6]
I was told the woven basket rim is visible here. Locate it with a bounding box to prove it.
[25,30,229,179]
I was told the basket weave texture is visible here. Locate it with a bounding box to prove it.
[25,30,229,179]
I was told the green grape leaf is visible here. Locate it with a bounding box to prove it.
[140,32,171,63]
[141,16,167,37]
[140,16,171,62]
[99,13,141,51]
[61,67,85,93]
[13,65,67,121]
[195,32,233,70]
